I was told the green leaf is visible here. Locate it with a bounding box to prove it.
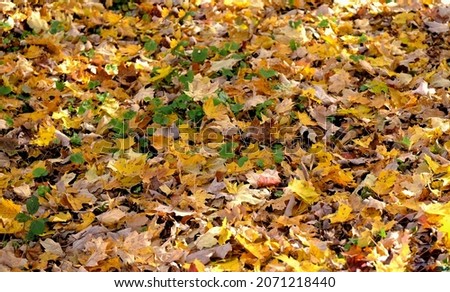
[153,112,169,125]
[32,167,48,178]
[157,106,173,115]
[26,196,39,215]
[0,86,12,95]
[70,153,85,164]
[192,47,208,63]
[144,39,158,52]
[230,103,244,115]
[0,21,12,29]
[358,34,368,44]
[172,94,192,110]
[81,49,95,59]
[219,142,236,159]
[77,100,93,115]
[289,39,299,51]
[5,116,13,127]
[29,218,46,236]
[401,136,411,147]
[259,68,277,79]
[70,133,82,146]
[318,19,329,28]
[187,106,204,123]
[87,80,100,90]
[379,228,387,239]
[179,70,194,89]
[256,99,274,119]
[105,64,118,75]
[36,185,51,197]
[123,110,137,120]
[349,54,364,62]
[359,84,369,92]
[96,92,108,102]
[55,81,65,91]
[273,144,284,164]
[49,20,64,34]
[256,159,265,168]
[109,118,129,137]
[237,156,248,167]
[289,20,302,29]
[16,213,31,223]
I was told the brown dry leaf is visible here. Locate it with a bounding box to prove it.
[84,237,109,267]
[97,208,126,226]
[0,243,28,271]
[328,70,352,93]
[13,185,31,199]
[184,74,220,102]
[40,238,65,257]
[229,184,270,206]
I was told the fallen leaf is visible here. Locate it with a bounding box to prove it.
[288,179,320,204]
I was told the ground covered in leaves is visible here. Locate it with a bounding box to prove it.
[1,0,450,272]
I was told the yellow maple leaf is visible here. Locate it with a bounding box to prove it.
[393,12,416,25]
[373,231,411,272]
[32,125,56,146]
[288,179,320,204]
[100,97,120,117]
[372,170,397,195]
[0,198,21,219]
[109,157,144,176]
[235,235,264,259]
[48,212,72,223]
[76,212,96,232]
[424,155,440,173]
[211,258,242,272]
[296,112,317,126]
[218,218,232,245]
[323,203,353,223]
[114,136,136,151]
[52,110,82,129]
[103,11,122,25]
[422,202,450,248]
[0,198,23,234]
[149,66,172,82]
[179,154,206,174]
[224,0,251,8]
[120,44,141,56]
[203,98,229,120]
[161,7,170,18]
[276,254,301,272]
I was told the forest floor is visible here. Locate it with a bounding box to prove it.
[1,0,450,272]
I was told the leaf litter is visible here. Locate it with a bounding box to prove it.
[0,0,450,272]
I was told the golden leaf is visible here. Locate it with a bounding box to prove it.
[296,112,317,126]
[0,198,21,219]
[211,258,242,272]
[76,212,96,232]
[114,136,136,151]
[288,179,320,204]
[372,170,397,195]
[323,203,353,223]
[203,98,229,120]
[235,235,264,259]
[32,125,56,147]
[276,254,301,272]
[149,66,172,83]
[48,212,72,223]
